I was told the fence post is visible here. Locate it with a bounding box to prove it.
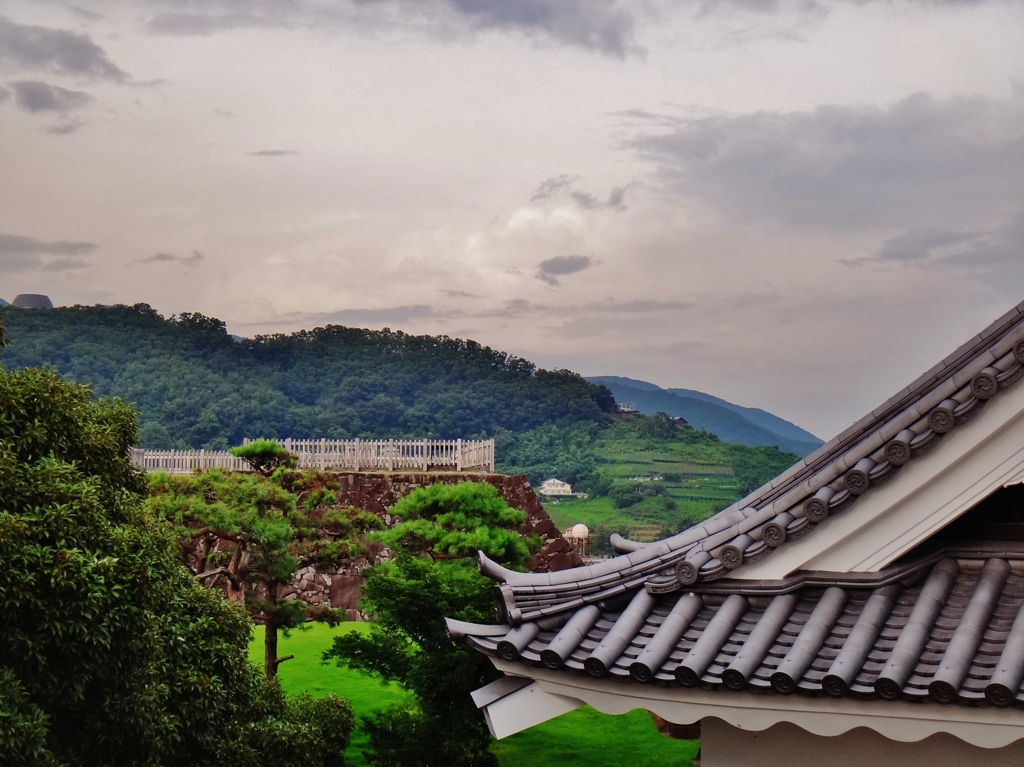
[422,438,428,471]
[354,438,360,472]
[388,438,394,471]
[456,439,462,472]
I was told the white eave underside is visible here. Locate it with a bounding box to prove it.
[730,377,1024,579]
[489,659,1024,748]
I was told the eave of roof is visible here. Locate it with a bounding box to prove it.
[451,551,1024,714]
[476,300,1024,622]
[485,660,1024,748]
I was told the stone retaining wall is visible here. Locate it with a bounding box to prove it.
[279,472,580,619]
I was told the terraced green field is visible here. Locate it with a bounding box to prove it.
[538,418,799,545]
[545,440,738,539]
[251,623,698,767]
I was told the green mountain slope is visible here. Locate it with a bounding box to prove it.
[0,304,614,448]
[665,387,820,445]
[588,376,821,457]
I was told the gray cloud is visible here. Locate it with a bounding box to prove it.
[531,174,577,201]
[40,256,89,271]
[67,5,105,22]
[244,295,692,329]
[531,174,630,211]
[47,119,84,135]
[629,90,1024,231]
[10,80,91,113]
[850,215,1024,294]
[248,149,299,156]
[0,84,8,102]
[142,250,204,265]
[589,299,691,313]
[142,0,639,57]
[0,232,95,256]
[0,15,127,81]
[611,108,685,126]
[291,304,454,327]
[875,228,982,263]
[0,232,96,272]
[536,254,593,285]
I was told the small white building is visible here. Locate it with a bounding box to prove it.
[537,478,573,497]
[615,402,638,414]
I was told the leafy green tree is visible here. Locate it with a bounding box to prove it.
[0,360,354,766]
[496,422,605,494]
[323,482,537,767]
[230,438,297,476]
[148,468,380,678]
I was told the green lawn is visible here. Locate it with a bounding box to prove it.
[251,623,698,767]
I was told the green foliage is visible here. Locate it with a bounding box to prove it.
[231,438,297,475]
[381,482,533,564]
[496,422,607,495]
[278,471,385,564]
[147,468,378,677]
[0,304,614,448]
[0,364,354,766]
[227,686,354,767]
[324,482,535,767]
[609,483,643,509]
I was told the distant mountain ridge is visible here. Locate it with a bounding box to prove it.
[588,376,822,458]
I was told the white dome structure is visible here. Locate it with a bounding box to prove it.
[563,523,592,557]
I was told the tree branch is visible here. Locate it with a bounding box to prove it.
[276,655,295,665]
[196,566,229,580]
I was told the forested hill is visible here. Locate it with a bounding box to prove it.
[588,376,822,457]
[0,304,615,449]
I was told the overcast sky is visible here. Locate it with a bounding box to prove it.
[1,0,1022,438]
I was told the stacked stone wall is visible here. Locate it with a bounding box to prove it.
[279,472,580,619]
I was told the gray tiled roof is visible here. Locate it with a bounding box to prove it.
[452,551,1024,707]
[475,300,1024,625]
[449,300,1024,710]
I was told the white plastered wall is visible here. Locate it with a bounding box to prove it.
[488,659,1024,749]
[701,718,1024,767]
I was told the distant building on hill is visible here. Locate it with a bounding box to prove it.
[11,294,54,309]
[615,402,638,414]
[537,478,573,497]
[670,415,689,426]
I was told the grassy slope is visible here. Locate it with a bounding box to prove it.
[251,623,698,767]
[545,427,739,538]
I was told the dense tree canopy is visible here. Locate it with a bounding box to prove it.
[0,351,353,766]
[147,468,381,677]
[0,304,615,449]
[324,482,537,767]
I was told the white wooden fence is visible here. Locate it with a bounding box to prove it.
[131,438,496,474]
